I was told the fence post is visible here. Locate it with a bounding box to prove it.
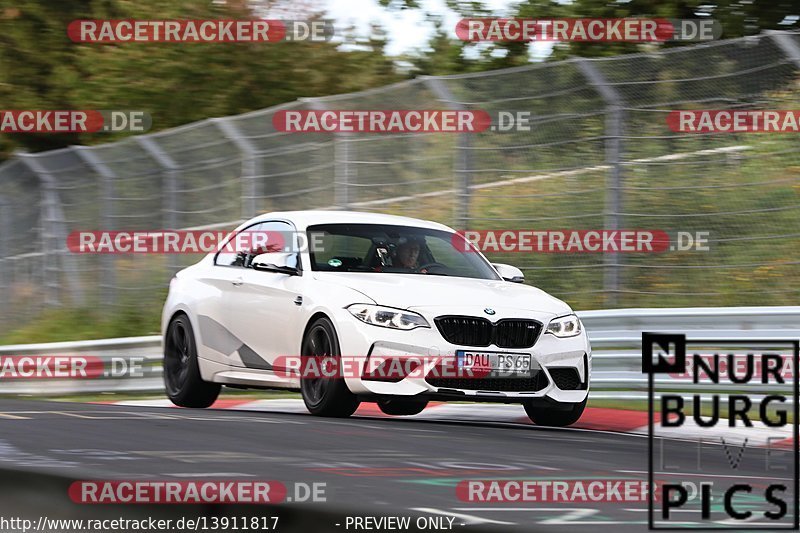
[136,137,178,230]
[577,60,625,307]
[212,118,260,219]
[17,154,73,306]
[422,76,472,229]
[73,146,117,307]
[303,98,351,209]
[333,136,352,209]
[0,195,8,296]
[135,137,180,275]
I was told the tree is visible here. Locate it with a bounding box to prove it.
[545,0,800,59]
[0,0,401,157]
[384,0,800,66]
[406,16,475,76]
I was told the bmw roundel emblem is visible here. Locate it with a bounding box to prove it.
[484,308,496,315]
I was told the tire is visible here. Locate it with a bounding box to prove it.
[377,398,429,416]
[300,317,360,417]
[164,314,221,408]
[523,398,587,427]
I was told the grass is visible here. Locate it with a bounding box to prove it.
[0,305,161,345]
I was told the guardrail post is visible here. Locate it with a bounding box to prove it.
[577,60,625,307]
[212,118,261,219]
[73,146,118,307]
[423,76,472,228]
[136,137,181,275]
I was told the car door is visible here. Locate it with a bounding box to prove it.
[195,221,269,369]
[219,220,306,371]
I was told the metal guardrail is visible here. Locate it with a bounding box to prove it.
[581,306,800,399]
[0,335,162,395]
[0,306,798,397]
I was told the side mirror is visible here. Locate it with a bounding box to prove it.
[251,252,300,276]
[492,263,524,283]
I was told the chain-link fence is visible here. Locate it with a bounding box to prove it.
[1,31,800,335]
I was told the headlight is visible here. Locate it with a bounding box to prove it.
[346,304,430,330]
[546,314,582,338]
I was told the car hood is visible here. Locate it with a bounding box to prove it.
[312,272,572,317]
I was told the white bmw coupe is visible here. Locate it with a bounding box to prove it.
[162,211,591,426]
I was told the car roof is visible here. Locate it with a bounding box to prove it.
[244,210,456,232]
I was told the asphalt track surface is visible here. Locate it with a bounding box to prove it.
[0,398,795,532]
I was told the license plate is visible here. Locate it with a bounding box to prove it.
[456,350,532,376]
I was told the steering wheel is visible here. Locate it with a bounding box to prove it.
[415,262,447,273]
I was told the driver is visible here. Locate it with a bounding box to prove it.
[394,240,420,270]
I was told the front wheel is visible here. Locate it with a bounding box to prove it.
[164,314,221,408]
[523,398,586,427]
[300,317,360,417]
[377,398,428,416]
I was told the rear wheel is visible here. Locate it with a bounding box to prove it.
[164,314,220,408]
[523,398,587,427]
[300,317,360,417]
[377,398,429,416]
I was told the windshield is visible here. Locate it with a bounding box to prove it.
[307,223,500,280]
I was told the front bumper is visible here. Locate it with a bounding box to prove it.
[334,305,591,404]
